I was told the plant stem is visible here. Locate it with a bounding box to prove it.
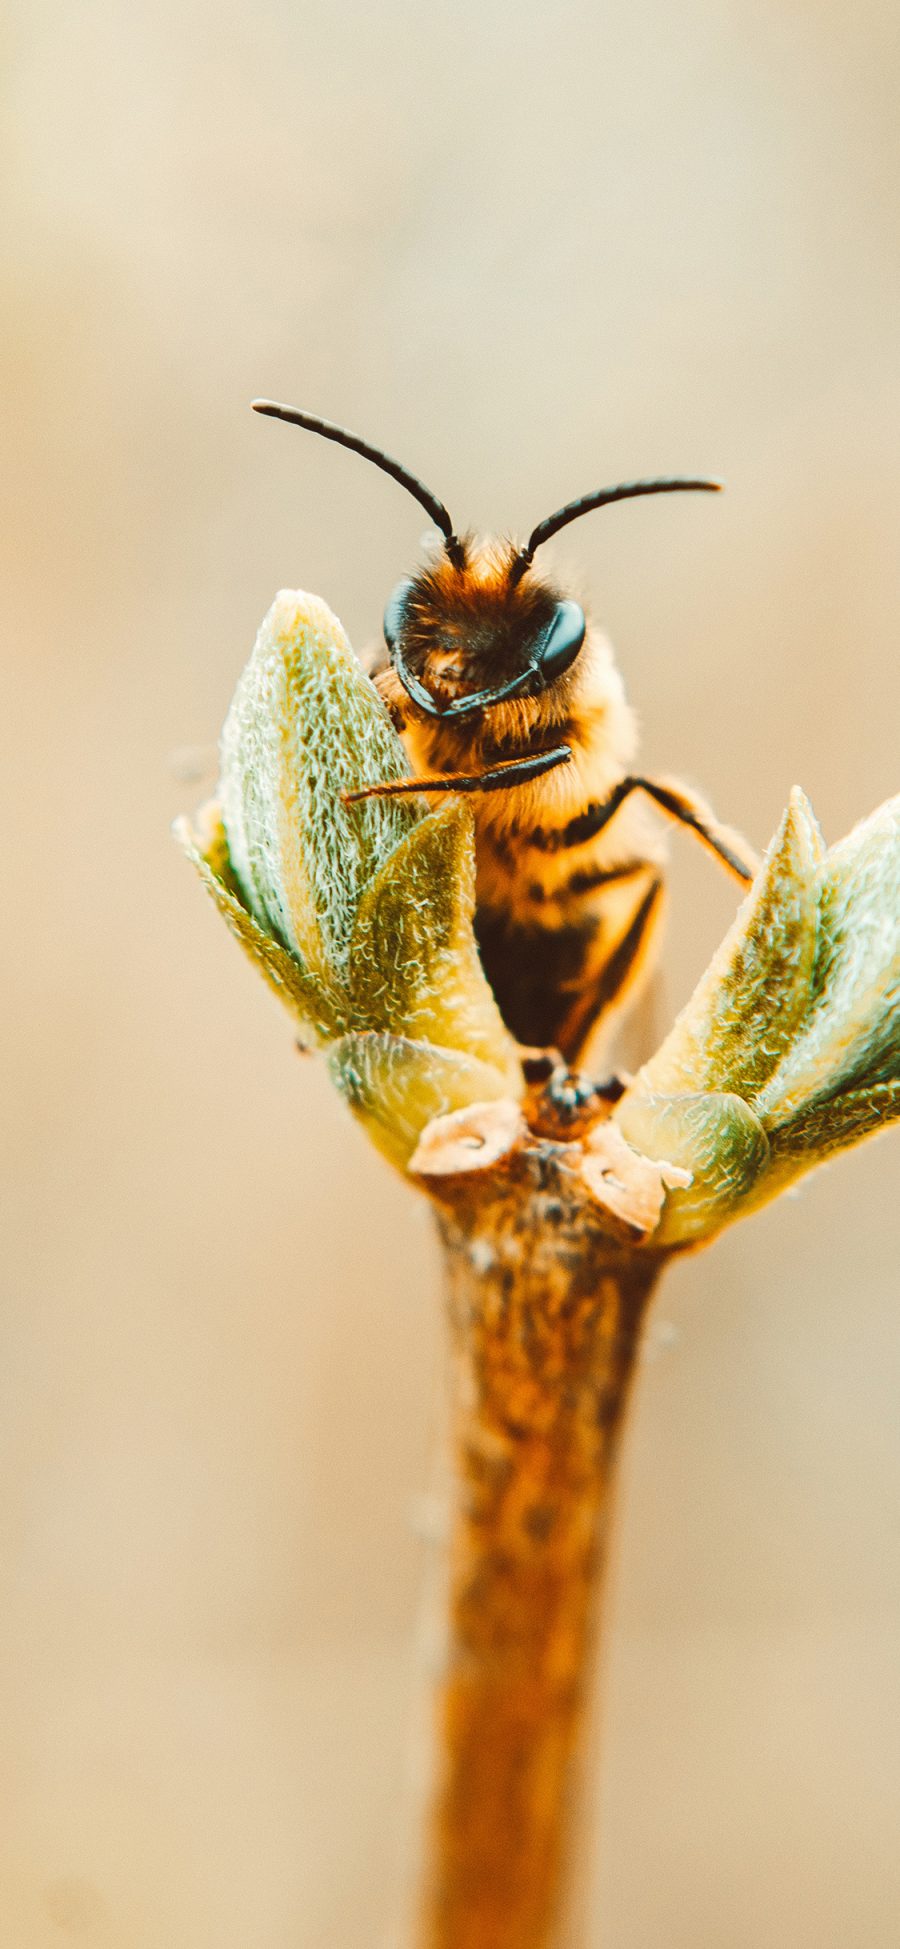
[417,1153,662,1949]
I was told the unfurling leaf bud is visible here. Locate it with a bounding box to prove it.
[176,590,520,1162]
[616,789,900,1242]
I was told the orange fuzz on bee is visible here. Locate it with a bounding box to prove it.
[252,399,758,1062]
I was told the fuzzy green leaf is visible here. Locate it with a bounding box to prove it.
[756,796,900,1125]
[636,788,823,1102]
[328,1031,513,1169]
[766,1080,900,1165]
[348,802,520,1085]
[175,805,347,1045]
[616,1090,770,1245]
[219,589,423,984]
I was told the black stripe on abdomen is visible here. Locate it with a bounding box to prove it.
[526,801,609,853]
[519,779,636,853]
[476,718,575,766]
[524,857,652,906]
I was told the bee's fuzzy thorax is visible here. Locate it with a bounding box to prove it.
[386,624,643,845]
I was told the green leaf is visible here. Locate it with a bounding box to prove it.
[348,802,520,1082]
[328,1031,514,1169]
[767,1080,900,1165]
[616,1090,770,1245]
[636,789,823,1102]
[219,590,423,984]
[756,796,900,1125]
[175,805,348,1046]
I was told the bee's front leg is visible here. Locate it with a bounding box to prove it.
[343,744,573,805]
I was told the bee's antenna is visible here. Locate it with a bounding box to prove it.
[251,400,467,569]
[508,476,723,585]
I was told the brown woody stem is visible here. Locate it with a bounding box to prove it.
[416,1149,662,1949]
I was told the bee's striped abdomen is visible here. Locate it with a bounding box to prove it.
[474,869,665,1061]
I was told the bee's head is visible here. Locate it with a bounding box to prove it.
[251,399,722,720]
[382,543,587,721]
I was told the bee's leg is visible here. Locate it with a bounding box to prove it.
[555,875,666,1062]
[343,743,572,805]
[632,776,758,882]
[548,775,757,883]
[522,1053,630,1143]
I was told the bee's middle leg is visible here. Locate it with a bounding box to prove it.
[554,873,666,1064]
[543,774,757,883]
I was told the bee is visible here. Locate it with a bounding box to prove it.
[253,399,758,1064]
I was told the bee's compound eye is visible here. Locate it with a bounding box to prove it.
[537,600,586,683]
[383,578,414,650]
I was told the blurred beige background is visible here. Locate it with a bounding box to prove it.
[3,1,900,1943]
